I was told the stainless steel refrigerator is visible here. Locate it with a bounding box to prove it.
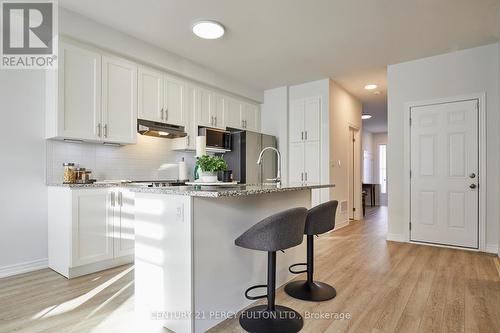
[224,131,277,184]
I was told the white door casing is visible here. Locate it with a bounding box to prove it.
[410,99,479,248]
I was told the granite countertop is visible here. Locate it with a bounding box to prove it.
[46,182,121,188]
[129,183,335,198]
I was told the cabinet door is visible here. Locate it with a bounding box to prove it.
[71,190,114,267]
[242,103,260,131]
[289,100,305,143]
[224,97,243,129]
[138,66,163,122]
[304,141,321,183]
[289,142,305,184]
[195,87,214,127]
[164,75,186,126]
[114,191,135,257]
[304,97,321,141]
[58,42,101,141]
[102,56,137,144]
[213,94,226,129]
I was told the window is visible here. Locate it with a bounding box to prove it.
[379,144,387,194]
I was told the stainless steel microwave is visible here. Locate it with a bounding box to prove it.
[198,127,232,153]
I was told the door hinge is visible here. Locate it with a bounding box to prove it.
[410,170,412,178]
[409,222,412,230]
[353,207,356,212]
[409,118,412,126]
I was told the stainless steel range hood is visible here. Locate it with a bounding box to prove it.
[137,119,187,139]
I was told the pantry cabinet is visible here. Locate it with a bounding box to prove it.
[46,41,137,144]
[288,96,321,185]
[48,187,135,278]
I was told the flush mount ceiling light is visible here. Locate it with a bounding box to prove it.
[192,20,225,39]
[361,114,372,120]
[364,84,377,90]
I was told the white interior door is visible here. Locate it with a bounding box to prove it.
[348,128,355,219]
[410,99,479,248]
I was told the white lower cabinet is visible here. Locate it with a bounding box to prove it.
[48,187,134,278]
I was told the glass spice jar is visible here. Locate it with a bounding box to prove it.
[75,168,86,184]
[63,163,76,184]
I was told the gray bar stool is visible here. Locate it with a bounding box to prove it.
[285,200,338,301]
[235,207,308,333]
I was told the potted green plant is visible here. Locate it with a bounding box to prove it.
[196,155,228,182]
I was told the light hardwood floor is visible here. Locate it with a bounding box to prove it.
[1,207,499,333]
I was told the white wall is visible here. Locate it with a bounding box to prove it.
[329,81,363,221]
[0,70,48,274]
[387,43,500,251]
[261,87,289,181]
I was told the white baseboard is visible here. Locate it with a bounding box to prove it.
[387,233,407,242]
[334,219,350,230]
[0,258,48,278]
[485,244,498,254]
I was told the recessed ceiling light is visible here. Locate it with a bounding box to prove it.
[192,20,225,39]
[361,114,372,120]
[364,84,377,90]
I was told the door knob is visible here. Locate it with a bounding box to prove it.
[469,173,476,179]
[469,184,477,189]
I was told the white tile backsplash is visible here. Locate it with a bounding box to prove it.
[46,135,196,183]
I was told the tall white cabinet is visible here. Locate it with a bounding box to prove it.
[289,97,322,185]
[46,41,137,144]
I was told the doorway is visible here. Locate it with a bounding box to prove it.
[409,99,480,248]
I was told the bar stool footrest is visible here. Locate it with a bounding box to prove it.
[288,262,307,274]
[244,284,268,300]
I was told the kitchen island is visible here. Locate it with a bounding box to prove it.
[131,183,335,333]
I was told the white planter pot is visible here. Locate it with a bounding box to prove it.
[200,171,218,183]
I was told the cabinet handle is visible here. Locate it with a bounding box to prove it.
[104,124,108,138]
[305,131,307,140]
[118,192,123,207]
[111,192,115,207]
[165,109,168,121]
[301,131,304,140]
[214,116,217,126]
[160,108,164,120]
[301,172,304,181]
[97,123,102,137]
[305,172,308,181]
[187,135,190,146]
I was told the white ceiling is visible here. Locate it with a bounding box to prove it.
[60,0,500,133]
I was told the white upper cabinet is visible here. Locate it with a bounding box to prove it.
[138,68,187,126]
[195,87,215,127]
[138,66,163,122]
[289,100,304,143]
[212,93,225,129]
[242,103,260,132]
[304,98,321,141]
[50,42,102,141]
[224,97,243,129]
[164,75,186,126]
[102,55,137,144]
[47,41,136,144]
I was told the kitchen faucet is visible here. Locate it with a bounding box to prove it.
[256,147,282,185]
